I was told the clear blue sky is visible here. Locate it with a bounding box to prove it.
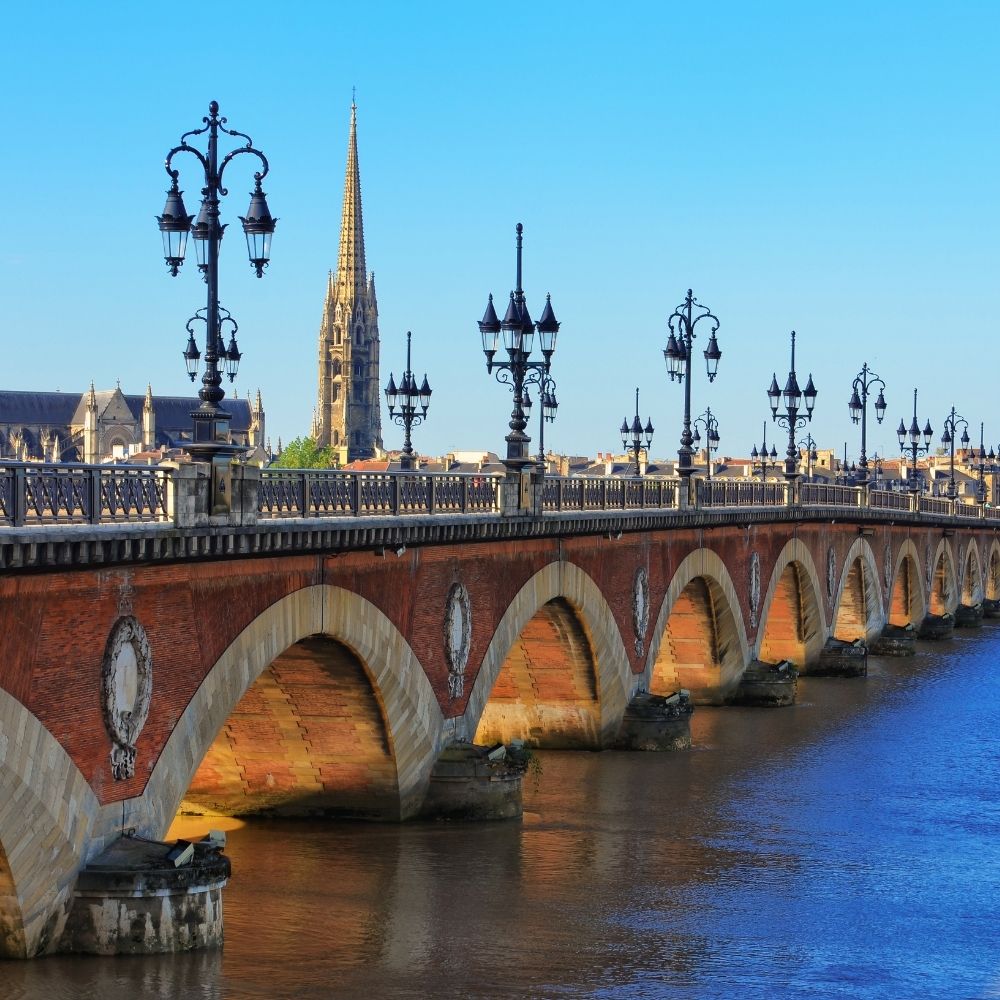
[2,1,998,462]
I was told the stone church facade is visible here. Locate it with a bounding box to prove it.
[0,384,265,463]
[314,101,383,464]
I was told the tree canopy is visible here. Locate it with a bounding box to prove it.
[270,436,335,469]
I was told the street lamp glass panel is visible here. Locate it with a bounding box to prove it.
[874,389,887,423]
[767,375,781,415]
[703,332,721,380]
[644,420,654,448]
[783,373,801,412]
[240,183,277,276]
[620,419,629,447]
[710,428,720,445]
[803,375,817,415]
[897,419,907,449]
[941,427,951,445]
[418,376,432,411]
[224,333,241,380]
[157,182,192,272]
[521,390,532,415]
[664,333,682,378]
[501,294,523,352]
[923,421,933,446]
[536,295,560,354]
[384,373,398,411]
[478,295,500,355]
[848,389,863,423]
[183,333,200,381]
[961,428,970,447]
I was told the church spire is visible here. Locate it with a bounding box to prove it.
[335,98,366,300]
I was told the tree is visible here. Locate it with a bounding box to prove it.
[270,436,335,469]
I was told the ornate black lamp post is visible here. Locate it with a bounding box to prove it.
[384,331,431,471]
[751,422,778,479]
[620,388,654,476]
[974,421,989,503]
[940,406,970,498]
[523,372,558,467]
[157,100,276,458]
[692,407,720,480]
[766,330,817,481]
[895,389,933,493]
[478,224,560,473]
[798,433,819,480]
[663,290,721,478]
[847,363,886,485]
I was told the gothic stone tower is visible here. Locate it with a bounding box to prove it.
[315,101,382,463]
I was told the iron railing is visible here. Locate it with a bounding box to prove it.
[0,462,996,528]
[697,480,789,507]
[0,463,170,526]
[541,476,677,512]
[258,470,502,518]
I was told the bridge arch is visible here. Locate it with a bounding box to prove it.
[831,538,884,643]
[0,689,100,959]
[987,541,1000,601]
[887,539,928,627]
[142,585,444,831]
[755,538,827,669]
[645,548,750,704]
[928,539,958,616]
[960,541,984,605]
[466,560,633,749]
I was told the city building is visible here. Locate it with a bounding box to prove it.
[0,384,264,463]
[313,100,382,465]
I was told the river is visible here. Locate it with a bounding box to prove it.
[6,630,1000,999]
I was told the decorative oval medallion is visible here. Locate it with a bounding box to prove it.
[827,547,837,601]
[444,582,472,700]
[101,615,152,781]
[632,567,650,657]
[749,552,761,629]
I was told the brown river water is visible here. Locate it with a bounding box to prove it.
[5,631,1000,999]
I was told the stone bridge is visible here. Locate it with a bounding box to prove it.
[1,463,998,957]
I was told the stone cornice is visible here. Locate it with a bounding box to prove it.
[1,505,995,572]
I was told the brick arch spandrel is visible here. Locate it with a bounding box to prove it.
[888,539,928,627]
[463,561,633,748]
[755,538,827,670]
[644,548,750,705]
[831,537,885,643]
[140,585,444,831]
[0,688,101,959]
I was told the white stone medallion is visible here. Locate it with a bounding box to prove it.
[827,547,837,601]
[444,582,472,700]
[632,567,650,657]
[748,552,761,629]
[101,614,153,781]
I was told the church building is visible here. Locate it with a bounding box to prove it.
[0,384,265,463]
[313,101,383,464]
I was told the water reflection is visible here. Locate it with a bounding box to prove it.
[8,633,1000,999]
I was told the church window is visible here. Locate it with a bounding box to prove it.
[334,326,342,346]
[356,325,363,345]
[354,383,363,402]
[354,362,363,378]
[332,384,340,402]
[332,358,342,377]
[333,430,339,446]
